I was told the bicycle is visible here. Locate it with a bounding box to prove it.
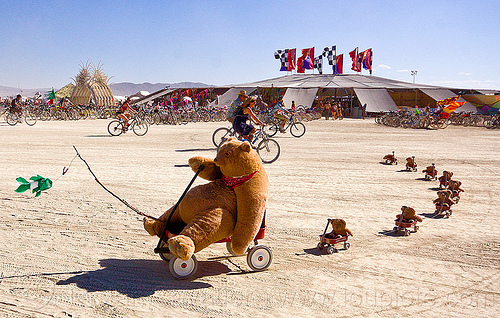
[211,125,280,164]
[107,116,149,136]
[265,113,306,137]
[5,108,37,126]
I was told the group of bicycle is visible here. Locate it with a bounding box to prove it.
[211,90,308,164]
[375,109,500,129]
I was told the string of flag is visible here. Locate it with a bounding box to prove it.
[274,45,371,75]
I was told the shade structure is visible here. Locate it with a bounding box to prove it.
[132,88,174,105]
[282,88,319,109]
[353,88,399,112]
[209,87,257,108]
[420,88,476,112]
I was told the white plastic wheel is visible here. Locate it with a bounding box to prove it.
[246,245,272,271]
[169,255,198,279]
[326,245,336,254]
[344,242,350,250]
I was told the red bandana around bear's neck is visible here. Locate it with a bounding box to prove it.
[222,169,260,189]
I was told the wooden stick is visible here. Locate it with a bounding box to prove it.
[73,145,160,222]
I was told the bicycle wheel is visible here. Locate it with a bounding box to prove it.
[265,123,279,137]
[107,120,124,136]
[290,122,306,137]
[256,138,280,164]
[212,127,232,147]
[132,119,148,136]
[24,112,37,126]
[6,113,19,126]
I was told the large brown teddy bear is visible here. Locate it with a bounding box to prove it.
[433,190,454,207]
[143,137,269,261]
[396,206,423,223]
[325,219,353,238]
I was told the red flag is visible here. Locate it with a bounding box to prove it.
[334,54,343,74]
[297,47,314,73]
[287,48,296,71]
[349,47,361,72]
[361,48,372,71]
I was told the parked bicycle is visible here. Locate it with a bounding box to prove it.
[211,125,280,164]
[265,113,306,137]
[107,116,148,136]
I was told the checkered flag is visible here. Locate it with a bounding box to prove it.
[322,46,337,66]
[274,49,289,71]
[314,55,323,74]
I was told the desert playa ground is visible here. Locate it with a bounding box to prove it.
[0,118,498,317]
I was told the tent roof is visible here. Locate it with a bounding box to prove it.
[233,74,449,90]
[353,88,399,112]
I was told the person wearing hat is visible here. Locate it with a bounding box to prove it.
[226,90,248,123]
[232,95,264,143]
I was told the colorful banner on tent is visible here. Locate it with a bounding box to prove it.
[349,47,361,72]
[297,47,314,73]
[436,96,459,106]
[443,101,466,114]
[334,54,343,74]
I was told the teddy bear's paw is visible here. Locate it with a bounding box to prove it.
[168,235,195,261]
[143,217,162,236]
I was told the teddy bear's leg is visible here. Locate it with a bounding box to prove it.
[143,206,185,237]
[168,207,235,261]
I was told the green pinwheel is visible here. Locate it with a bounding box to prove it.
[15,175,53,197]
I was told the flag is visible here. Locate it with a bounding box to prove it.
[349,47,361,72]
[361,48,372,73]
[334,54,343,74]
[287,48,296,71]
[436,96,459,106]
[274,49,290,71]
[297,47,314,73]
[322,46,336,65]
[314,55,323,74]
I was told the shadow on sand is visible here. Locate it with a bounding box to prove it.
[175,148,216,153]
[57,258,231,297]
[85,135,113,138]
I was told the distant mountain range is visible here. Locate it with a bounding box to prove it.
[0,82,214,98]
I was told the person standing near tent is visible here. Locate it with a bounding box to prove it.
[226,90,248,123]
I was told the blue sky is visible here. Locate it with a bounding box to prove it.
[1,0,498,90]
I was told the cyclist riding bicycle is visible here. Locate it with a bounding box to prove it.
[10,94,23,115]
[272,97,289,132]
[117,97,137,129]
[232,96,265,143]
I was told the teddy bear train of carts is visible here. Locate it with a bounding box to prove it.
[317,218,353,254]
[393,206,422,236]
[432,170,463,218]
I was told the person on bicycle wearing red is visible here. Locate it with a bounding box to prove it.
[117,97,137,128]
[232,96,264,143]
[10,94,23,115]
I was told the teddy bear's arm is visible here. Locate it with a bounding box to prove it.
[188,156,222,180]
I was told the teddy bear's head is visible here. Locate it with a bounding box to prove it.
[402,206,416,218]
[442,171,453,179]
[437,189,452,200]
[448,180,462,191]
[214,137,262,177]
[331,218,347,231]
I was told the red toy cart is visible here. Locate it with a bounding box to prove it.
[434,203,453,218]
[153,165,272,279]
[393,218,419,236]
[317,219,351,254]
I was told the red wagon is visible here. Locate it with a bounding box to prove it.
[393,219,419,236]
[317,219,351,254]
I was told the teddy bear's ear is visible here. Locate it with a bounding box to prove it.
[240,141,251,152]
